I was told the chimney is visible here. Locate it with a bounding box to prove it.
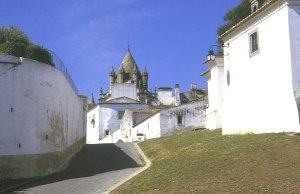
[175,84,181,106]
[250,0,259,13]
[190,83,197,101]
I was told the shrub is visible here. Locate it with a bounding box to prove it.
[0,25,53,66]
[26,44,53,66]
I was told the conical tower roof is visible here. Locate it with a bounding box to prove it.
[143,66,148,75]
[90,93,96,106]
[118,48,140,74]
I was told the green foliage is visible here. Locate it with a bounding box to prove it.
[0,41,27,57]
[0,25,53,66]
[217,0,267,37]
[217,0,251,37]
[0,26,30,57]
[26,44,53,66]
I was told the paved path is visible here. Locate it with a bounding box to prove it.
[4,143,143,194]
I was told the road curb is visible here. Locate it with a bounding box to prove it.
[102,143,151,194]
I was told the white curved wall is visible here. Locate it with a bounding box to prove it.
[0,54,86,179]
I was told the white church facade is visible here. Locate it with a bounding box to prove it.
[86,48,208,143]
[203,0,300,134]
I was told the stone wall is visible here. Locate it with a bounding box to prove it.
[0,54,86,180]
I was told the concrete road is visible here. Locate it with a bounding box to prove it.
[6,143,143,194]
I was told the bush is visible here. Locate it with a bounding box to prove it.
[0,25,53,66]
[26,44,53,66]
[0,40,28,57]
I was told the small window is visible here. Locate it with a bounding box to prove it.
[105,129,110,136]
[92,114,95,128]
[177,115,183,125]
[118,111,125,120]
[249,29,260,57]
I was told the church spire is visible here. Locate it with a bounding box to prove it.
[143,66,148,75]
[110,66,115,76]
[90,93,96,106]
[133,65,138,74]
[119,47,138,75]
[88,93,96,110]
[117,65,125,83]
[142,66,148,90]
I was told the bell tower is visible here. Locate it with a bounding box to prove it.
[117,65,125,83]
[142,66,148,90]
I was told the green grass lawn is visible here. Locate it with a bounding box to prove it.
[112,129,300,194]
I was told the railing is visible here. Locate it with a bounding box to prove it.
[48,50,79,95]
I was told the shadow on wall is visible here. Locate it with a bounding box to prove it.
[4,144,141,193]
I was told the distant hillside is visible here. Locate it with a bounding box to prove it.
[112,129,300,193]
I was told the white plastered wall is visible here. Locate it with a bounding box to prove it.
[206,65,224,130]
[288,1,300,132]
[157,89,173,105]
[97,103,150,141]
[132,113,161,140]
[86,105,100,144]
[0,54,86,179]
[111,83,137,100]
[0,55,85,155]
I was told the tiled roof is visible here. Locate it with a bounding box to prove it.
[180,89,208,104]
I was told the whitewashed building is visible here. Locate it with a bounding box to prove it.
[86,48,155,143]
[86,97,150,144]
[217,0,300,134]
[132,101,207,140]
[87,47,209,143]
[120,109,159,142]
[201,57,224,130]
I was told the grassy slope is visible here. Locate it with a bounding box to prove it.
[112,129,300,194]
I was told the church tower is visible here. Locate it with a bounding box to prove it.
[132,65,138,84]
[100,47,156,104]
[142,66,148,90]
[109,66,115,92]
[88,93,96,111]
[117,65,125,83]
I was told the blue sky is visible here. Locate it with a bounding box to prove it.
[0,0,240,99]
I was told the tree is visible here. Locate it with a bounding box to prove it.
[0,26,30,57]
[0,25,53,66]
[217,0,267,37]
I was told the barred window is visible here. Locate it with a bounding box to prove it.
[249,29,260,57]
